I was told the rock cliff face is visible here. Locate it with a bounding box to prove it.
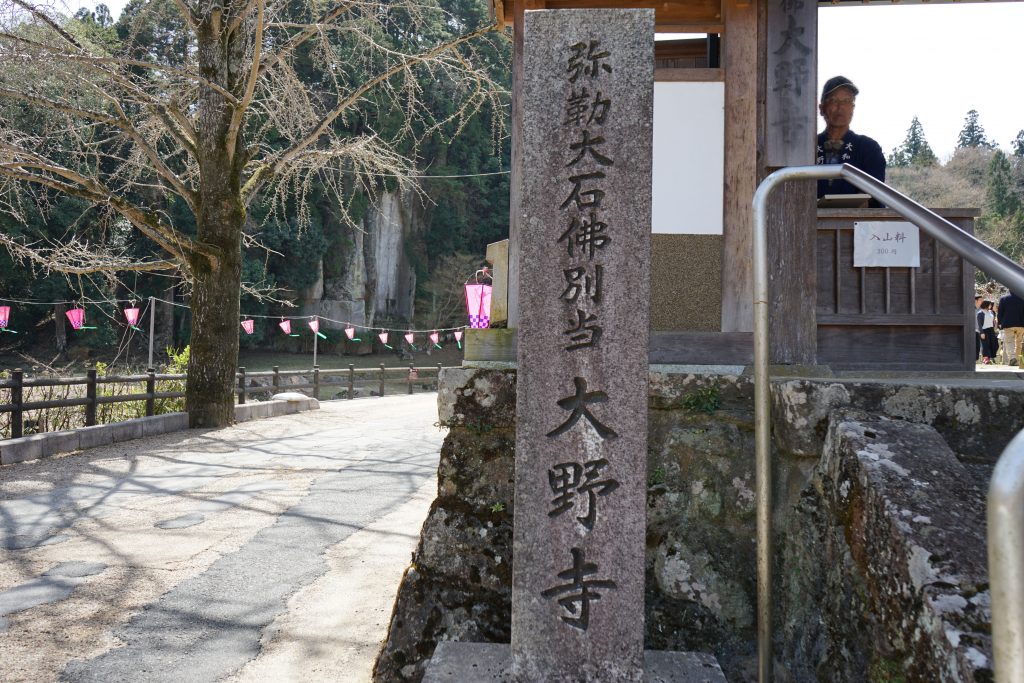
[305,191,419,328]
[374,367,1023,683]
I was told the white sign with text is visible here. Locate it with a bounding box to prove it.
[853,221,920,268]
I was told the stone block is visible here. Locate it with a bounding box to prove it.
[109,419,145,443]
[422,643,725,682]
[43,431,81,457]
[233,404,255,422]
[0,435,45,465]
[141,413,187,436]
[77,425,114,450]
[778,410,992,682]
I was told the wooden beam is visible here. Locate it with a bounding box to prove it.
[654,67,723,82]
[501,0,722,29]
[720,0,758,333]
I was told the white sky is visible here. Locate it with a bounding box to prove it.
[819,2,1024,161]
[76,0,1024,161]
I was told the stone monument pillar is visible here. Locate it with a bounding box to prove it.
[421,8,725,682]
[512,8,653,682]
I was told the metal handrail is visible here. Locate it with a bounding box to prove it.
[752,163,1024,683]
[989,430,1024,682]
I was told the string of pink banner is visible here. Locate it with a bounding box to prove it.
[0,280,494,348]
[240,317,464,351]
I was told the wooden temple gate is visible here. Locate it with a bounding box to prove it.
[482,0,978,370]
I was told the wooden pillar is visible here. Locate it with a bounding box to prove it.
[761,0,818,364]
[508,0,545,329]
[720,0,759,334]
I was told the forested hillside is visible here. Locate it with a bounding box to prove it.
[886,111,1024,284]
[0,0,510,358]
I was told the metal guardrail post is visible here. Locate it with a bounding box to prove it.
[753,164,841,683]
[988,430,1024,682]
[145,368,156,416]
[313,365,320,400]
[11,368,23,439]
[752,163,1024,683]
[85,367,97,427]
[348,364,354,400]
[378,363,385,397]
[272,366,280,393]
[408,363,416,395]
[238,367,246,405]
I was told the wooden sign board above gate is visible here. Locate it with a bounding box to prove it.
[493,0,723,33]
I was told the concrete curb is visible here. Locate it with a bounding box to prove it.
[0,394,320,466]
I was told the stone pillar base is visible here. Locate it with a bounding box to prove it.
[422,642,726,682]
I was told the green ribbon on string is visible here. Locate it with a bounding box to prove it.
[0,329,17,334]
[316,331,327,340]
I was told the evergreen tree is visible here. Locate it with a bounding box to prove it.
[957,109,994,150]
[888,116,938,167]
[987,150,1020,217]
[1012,130,1024,157]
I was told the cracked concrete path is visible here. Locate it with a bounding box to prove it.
[0,395,443,683]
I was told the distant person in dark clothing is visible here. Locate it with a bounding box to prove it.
[979,300,998,364]
[998,290,1024,366]
[816,76,886,200]
[975,295,984,360]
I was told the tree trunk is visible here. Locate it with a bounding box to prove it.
[185,211,242,427]
[185,15,247,428]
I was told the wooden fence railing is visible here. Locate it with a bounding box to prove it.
[1,363,445,440]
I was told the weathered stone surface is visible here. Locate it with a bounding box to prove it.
[379,368,1019,682]
[437,368,517,429]
[513,9,655,680]
[778,410,993,682]
[374,376,515,683]
[772,378,1024,465]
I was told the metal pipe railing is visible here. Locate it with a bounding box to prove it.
[989,430,1024,682]
[752,163,1024,683]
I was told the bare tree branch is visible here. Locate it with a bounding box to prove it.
[243,20,498,200]
[226,0,264,164]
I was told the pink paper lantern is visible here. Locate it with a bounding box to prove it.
[345,326,356,340]
[378,331,389,345]
[464,283,492,329]
[404,332,415,345]
[66,307,85,330]
[124,307,140,326]
[429,331,440,345]
[241,319,254,334]
[0,305,9,329]
[279,319,292,335]
[309,319,320,334]
[454,330,463,342]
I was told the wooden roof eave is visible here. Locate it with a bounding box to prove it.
[494,0,725,34]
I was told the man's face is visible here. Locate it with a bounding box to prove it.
[819,86,856,129]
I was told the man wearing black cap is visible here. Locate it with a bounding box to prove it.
[816,75,886,199]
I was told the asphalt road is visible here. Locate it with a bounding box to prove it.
[0,395,443,683]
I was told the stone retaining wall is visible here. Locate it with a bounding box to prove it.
[374,367,1022,682]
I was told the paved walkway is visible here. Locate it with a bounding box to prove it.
[0,395,443,683]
